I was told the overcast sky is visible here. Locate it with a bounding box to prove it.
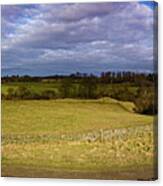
[1,1,157,76]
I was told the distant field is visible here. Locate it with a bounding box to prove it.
[1,81,138,95]
[1,98,157,180]
[1,82,60,94]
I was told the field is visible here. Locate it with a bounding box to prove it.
[1,98,157,180]
[1,82,60,94]
[1,81,138,96]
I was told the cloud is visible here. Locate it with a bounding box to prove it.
[1,2,157,76]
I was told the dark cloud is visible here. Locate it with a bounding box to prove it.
[1,2,156,76]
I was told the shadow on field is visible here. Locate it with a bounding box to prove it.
[2,165,157,180]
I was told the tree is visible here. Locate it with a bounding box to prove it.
[78,77,98,99]
[59,78,73,98]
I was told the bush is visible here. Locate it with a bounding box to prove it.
[15,86,32,99]
[6,88,16,99]
[109,86,135,102]
[1,93,6,100]
[134,87,157,115]
[41,90,56,99]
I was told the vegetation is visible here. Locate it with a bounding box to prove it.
[134,86,157,115]
[2,99,157,179]
[1,71,157,115]
[1,71,157,179]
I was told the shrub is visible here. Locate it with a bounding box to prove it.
[134,86,157,115]
[41,90,56,99]
[6,88,16,99]
[1,93,6,100]
[109,86,135,102]
[15,86,32,99]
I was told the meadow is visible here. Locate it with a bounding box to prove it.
[1,98,157,180]
[1,81,138,97]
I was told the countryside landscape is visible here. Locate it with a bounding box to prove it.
[1,2,158,180]
[1,72,158,179]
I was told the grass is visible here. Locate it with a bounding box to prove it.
[1,98,157,180]
[1,82,60,94]
[1,81,138,96]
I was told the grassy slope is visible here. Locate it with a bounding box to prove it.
[2,99,152,134]
[1,99,157,180]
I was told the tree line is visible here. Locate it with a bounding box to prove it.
[2,71,156,85]
[2,71,157,115]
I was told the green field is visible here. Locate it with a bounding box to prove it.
[1,82,60,94]
[1,81,138,96]
[1,98,157,180]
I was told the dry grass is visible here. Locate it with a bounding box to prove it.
[1,99,157,180]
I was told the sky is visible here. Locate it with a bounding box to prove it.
[1,1,157,76]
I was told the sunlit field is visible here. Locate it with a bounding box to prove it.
[2,98,157,180]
